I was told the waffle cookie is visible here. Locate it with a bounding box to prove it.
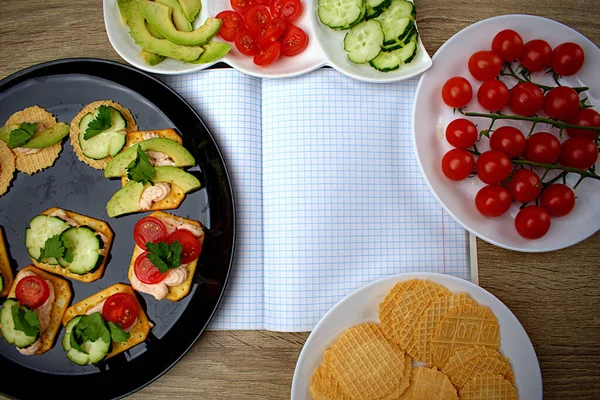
[398,366,458,400]
[0,141,15,195]
[0,228,14,297]
[459,373,518,400]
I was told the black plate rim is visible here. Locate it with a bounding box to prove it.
[0,58,237,399]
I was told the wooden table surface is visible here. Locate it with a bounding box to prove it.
[1,0,599,399]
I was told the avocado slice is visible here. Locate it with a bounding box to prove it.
[156,0,193,32]
[104,138,196,178]
[0,122,69,148]
[139,0,221,46]
[140,49,165,66]
[146,21,165,39]
[106,166,201,217]
[192,42,231,64]
[178,0,202,22]
[117,0,204,62]
[0,124,19,143]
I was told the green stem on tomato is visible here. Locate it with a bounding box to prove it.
[463,111,600,133]
[500,63,589,93]
[511,159,600,181]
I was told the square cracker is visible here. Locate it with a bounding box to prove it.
[62,283,151,360]
[128,211,205,302]
[29,208,114,283]
[8,265,72,355]
[0,228,14,297]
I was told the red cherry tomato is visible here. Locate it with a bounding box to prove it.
[566,109,600,140]
[166,229,202,264]
[515,205,551,239]
[255,0,272,4]
[280,23,308,56]
[543,86,580,120]
[256,18,286,49]
[509,82,544,117]
[134,252,167,284]
[445,119,478,149]
[523,132,561,164]
[559,137,598,170]
[254,41,281,66]
[491,29,524,61]
[216,11,245,42]
[519,39,552,72]
[551,42,585,76]
[540,184,576,217]
[475,184,512,217]
[489,126,526,158]
[441,148,474,181]
[271,0,303,22]
[477,80,510,112]
[134,216,167,250]
[507,169,542,203]
[235,30,259,56]
[441,77,473,108]
[244,5,271,34]
[102,293,139,330]
[468,51,502,81]
[231,0,255,14]
[15,276,50,309]
[476,150,512,184]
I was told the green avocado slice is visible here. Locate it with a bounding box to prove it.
[0,123,69,148]
[178,0,202,22]
[140,50,166,66]
[156,0,193,32]
[0,125,19,143]
[192,42,232,64]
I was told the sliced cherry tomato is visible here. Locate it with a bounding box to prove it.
[475,184,512,217]
[166,229,202,264]
[519,39,552,72]
[509,82,544,117]
[235,30,259,56]
[551,42,585,76]
[515,205,551,239]
[256,0,272,4]
[523,132,561,164]
[134,216,167,250]
[15,276,50,309]
[244,5,271,34]
[445,118,478,149]
[566,109,600,140]
[543,86,580,120]
[477,79,510,112]
[271,0,302,22]
[491,29,524,61]
[559,137,598,170]
[441,148,474,181]
[102,293,139,330]
[231,0,255,14]
[476,150,512,184]
[540,184,576,217]
[134,252,167,284]
[216,11,245,42]
[489,126,526,158]
[254,41,281,66]
[280,23,308,56]
[256,18,286,49]
[441,77,473,108]
[507,169,542,203]
[468,51,502,81]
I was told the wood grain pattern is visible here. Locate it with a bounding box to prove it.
[1,0,599,399]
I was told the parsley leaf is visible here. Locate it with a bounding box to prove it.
[63,247,74,264]
[83,105,112,140]
[126,146,156,186]
[70,328,88,355]
[37,234,66,262]
[11,303,40,338]
[24,309,40,327]
[8,122,38,148]
[108,321,131,343]
[146,241,182,273]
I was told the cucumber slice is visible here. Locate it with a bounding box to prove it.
[62,316,82,351]
[375,0,413,44]
[343,20,384,64]
[395,38,417,63]
[67,348,91,365]
[78,106,127,159]
[67,337,111,365]
[58,227,102,275]
[0,300,39,349]
[318,0,365,30]
[25,215,70,263]
[369,51,401,72]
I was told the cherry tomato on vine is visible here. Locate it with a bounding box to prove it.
[489,126,526,158]
[468,51,502,81]
[509,82,544,116]
[445,118,478,148]
[559,137,598,170]
[441,148,474,181]
[477,80,510,112]
[551,42,585,76]
[566,109,600,140]
[524,132,561,164]
[491,29,524,61]
[519,39,552,72]
[441,77,473,108]
[515,205,551,239]
[476,150,512,184]
[543,86,580,120]
[506,169,542,203]
[540,184,576,217]
[475,184,512,217]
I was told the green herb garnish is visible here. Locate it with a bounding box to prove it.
[146,241,182,273]
[8,122,38,148]
[126,146,156,186]
[83,105,112,140]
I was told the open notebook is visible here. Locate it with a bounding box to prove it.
[161,69,472,332]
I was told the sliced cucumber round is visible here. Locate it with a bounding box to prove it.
[344,19,384,64]
[62,316,82,351]
[0,300,39,348]
[25,215,70,263]
[57,226,102,275]
[318,0,365,30]
[67,337,111,365]
[78,106,127,160]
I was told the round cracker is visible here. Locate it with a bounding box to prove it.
[448,355,512,390]
[0,141,16,195]
[459,373,517,400]
[381,355,413,399]
[398,366,458,400]
[69,100,138,170]
[442,345,505,378]
[379,279,419,342]
[309,364,352,400]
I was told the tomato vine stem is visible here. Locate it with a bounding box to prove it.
[499,63,589,93]
[462,111,600,133]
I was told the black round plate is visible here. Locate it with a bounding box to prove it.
[0,59,235,399]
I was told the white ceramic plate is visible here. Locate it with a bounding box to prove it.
[412,15,600,252]
[103,0,432,81]
[291,272,542,400]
